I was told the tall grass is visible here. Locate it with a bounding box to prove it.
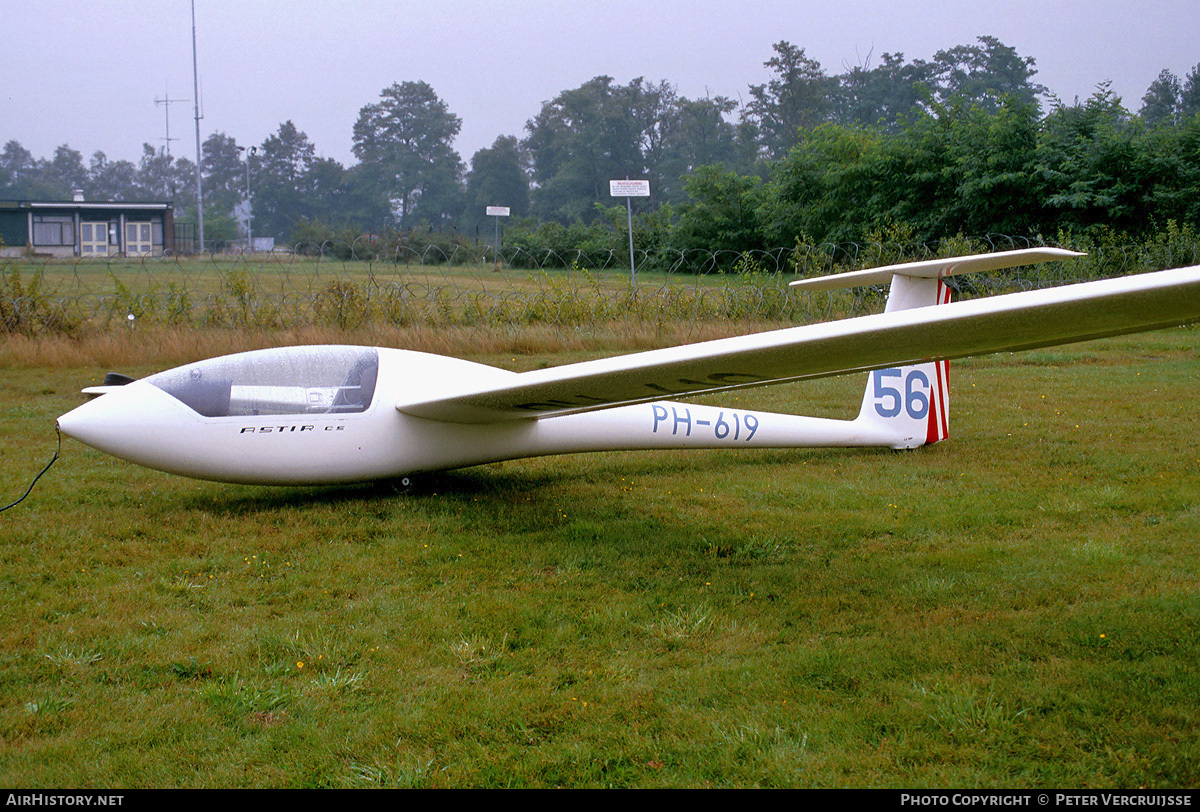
[7,233,1196,341]
[0,319,806,371]
[1,259,845,337]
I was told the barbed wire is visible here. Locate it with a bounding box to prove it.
[3,238,1198,337]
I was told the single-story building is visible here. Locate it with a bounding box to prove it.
[0,196,175,257]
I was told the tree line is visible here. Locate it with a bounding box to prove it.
[3,36,1200,254]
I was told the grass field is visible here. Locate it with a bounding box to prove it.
[5,254,842,339]
[0,319,1198,787]
[8,253,784,301]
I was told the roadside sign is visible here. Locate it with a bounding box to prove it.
[609,180,650,284]
[486,207,510,268]
[609,180,650,197]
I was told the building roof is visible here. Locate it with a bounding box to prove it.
[0,200,172,211]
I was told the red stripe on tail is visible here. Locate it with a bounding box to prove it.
[926,282,952,444]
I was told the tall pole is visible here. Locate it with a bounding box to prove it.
[191,0,205,253]
[626,195,635,285]
[245,146,254,254]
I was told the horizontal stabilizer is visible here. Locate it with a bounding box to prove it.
[81,372,138,400]
[789,248,1084,291]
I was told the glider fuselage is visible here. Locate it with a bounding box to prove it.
[56,347,901,484]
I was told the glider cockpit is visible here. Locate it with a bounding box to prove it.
[141,346,379,418]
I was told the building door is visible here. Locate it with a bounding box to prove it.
[125,222,153,255]
[80,222,110,256]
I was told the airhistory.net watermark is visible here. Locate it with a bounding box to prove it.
[5,796,123,807]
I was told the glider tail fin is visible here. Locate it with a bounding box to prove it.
[854,274,952,448]
[790,249,1084,449]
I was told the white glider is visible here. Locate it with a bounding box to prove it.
[56,249,1200,485]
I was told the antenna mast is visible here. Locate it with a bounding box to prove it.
[155,86,189,199]
[191,0,205,253]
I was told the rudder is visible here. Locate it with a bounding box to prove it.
[854,275,951,448]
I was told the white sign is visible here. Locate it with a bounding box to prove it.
[486,206,511,217]
[609,180,650,198]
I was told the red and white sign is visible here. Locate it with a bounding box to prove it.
[609,180,650,197]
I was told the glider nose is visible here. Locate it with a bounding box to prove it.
[57,388,134,452]
[57,382,186,465]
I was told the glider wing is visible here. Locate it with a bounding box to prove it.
[397,264,1200,424]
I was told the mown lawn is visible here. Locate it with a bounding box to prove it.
[0,328,1197,788]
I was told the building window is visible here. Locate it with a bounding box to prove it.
[81,222,110,255]
[32,215,74,246]
[126,222,153,254]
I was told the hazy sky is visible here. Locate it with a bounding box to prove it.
[4,0,1198,169]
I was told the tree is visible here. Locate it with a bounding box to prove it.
[87,151,141,200]
[757,123,885,244]
[623,78,685,201]
[0,140,56,199]
[333,162,395,233]
[671,165,764,253]
[1037,85,1143,234]
[654,94,741,203]
[1133,113,1200,228]
[466,135,530,227]
[201,132,247,217]
[939,97,1041,236]
[168,157,198,210]
[253,121,317,238]
[1181,63,1200,120]
[931,36,1046,112]
[352,81,464,227]
[1141,69,1182,128]
[523,78,744,220]
[137,143,175,200]
[743,42,838,161]
[524,76,647,223]
[303,157,353,227]
[836,52,936,131]
[45,145,88,198]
